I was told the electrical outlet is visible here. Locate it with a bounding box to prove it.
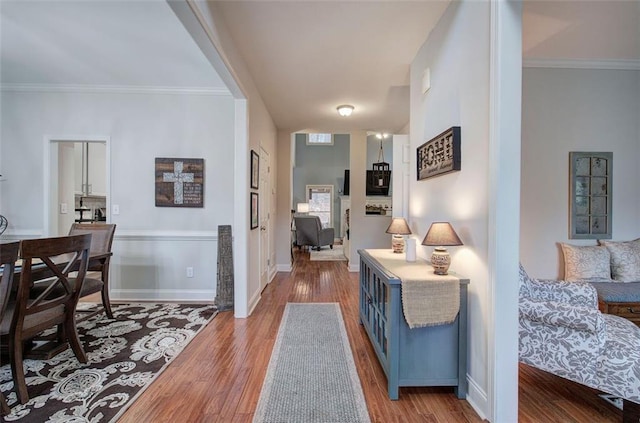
[60,203,68,214]
[186,267,194,278]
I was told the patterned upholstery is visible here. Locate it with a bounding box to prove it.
[600,238,640,282]
[519,264,640,404]
[560,243,612,281]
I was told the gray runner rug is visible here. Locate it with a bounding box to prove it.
[253,303,370,423]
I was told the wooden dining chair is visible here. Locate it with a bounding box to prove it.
[68,223,116,318]
[0,241,19,415]
[1,234,91,404]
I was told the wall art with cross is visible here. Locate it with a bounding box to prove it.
[155,158,204,207]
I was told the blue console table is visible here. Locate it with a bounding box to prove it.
[358,249,469,400]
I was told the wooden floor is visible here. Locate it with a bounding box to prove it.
[111,250,623,423]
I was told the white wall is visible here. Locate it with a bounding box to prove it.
[521,68,640,279]
[275,130,294,271]
[410,1,493,418]
[0,88,235,301]
[349,130,392,270]
[192,1,278,316]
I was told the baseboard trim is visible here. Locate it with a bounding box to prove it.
[276,264,293,272]
[348,263,359,272]
[466,374,489,421]
[247,289,261,317]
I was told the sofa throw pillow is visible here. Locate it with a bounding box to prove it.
[560,243,612,282]
[600,238,640,282]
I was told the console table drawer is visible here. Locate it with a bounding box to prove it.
[600,301,640,326]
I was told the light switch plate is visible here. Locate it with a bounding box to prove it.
[112,204,120,215]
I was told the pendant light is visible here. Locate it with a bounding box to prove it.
[372,133,389,188]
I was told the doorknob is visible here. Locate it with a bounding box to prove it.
[260,226,266,231]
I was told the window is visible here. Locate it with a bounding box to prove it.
[307,133,333,145]
[569,152,612,239]
[306,185,333,228]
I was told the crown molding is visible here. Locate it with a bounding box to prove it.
[523,58,640,71]
[0,83,231,95]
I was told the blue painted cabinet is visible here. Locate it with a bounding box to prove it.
[358,249,469,400]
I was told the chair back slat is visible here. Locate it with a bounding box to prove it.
[0,242,20,326]
[68,223,116,254]
[14,234,91,323]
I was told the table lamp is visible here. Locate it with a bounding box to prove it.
[421,222,463,275]
[385,217,412,253]
[296,203,309,214]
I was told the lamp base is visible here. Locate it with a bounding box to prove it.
[391,234,404,253]
[430,247,451,275]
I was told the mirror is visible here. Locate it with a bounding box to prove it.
[365,133,393,215]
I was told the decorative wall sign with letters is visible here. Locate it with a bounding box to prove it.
[417,126,461,180]
[155,158,204,207]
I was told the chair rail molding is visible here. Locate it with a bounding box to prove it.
[114,230,219,242]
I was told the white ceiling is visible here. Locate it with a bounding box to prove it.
[1,1,638,133]
[522,1,640,61]
[214,1,450,133]
[0,0,225,89]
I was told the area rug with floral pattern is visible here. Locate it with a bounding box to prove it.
[0,303,217,422]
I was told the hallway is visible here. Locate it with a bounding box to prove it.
[118,249,620,422]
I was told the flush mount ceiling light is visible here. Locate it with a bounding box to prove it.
[336,104,354,117]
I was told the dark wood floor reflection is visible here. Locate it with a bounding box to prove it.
[113,250,620,422]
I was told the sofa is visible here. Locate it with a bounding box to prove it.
[519,264,640,421]
[561,238,640,326]
[293,215,334,251]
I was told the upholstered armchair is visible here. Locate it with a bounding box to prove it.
[294,215,334,251]
[519,265,640,420]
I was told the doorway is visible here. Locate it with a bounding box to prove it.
[45,136,110,236]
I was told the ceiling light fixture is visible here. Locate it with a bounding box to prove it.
[337,104,354,117]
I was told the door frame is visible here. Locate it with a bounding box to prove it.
[259,146,271,291]
[44,135,110,236]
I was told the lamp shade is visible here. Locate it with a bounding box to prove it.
[385,218,411,235]
[421,222,463,246]
[297,203,309,213]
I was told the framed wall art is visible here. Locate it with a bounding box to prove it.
[155,158,204,207]
[569,151,612,239]
[417,126,461,180]
[250,192,259,229]
[251,150,259,189]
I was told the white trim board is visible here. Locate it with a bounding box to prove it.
[523,58,640,70]
[0,83,231,96]
[114,230,219,242]
[111,289,215,302]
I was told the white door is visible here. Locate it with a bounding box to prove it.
[259,147,270,291]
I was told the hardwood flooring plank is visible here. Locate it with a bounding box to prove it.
[113,249,625,422]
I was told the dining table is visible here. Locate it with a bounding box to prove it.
[0,248,112,360]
